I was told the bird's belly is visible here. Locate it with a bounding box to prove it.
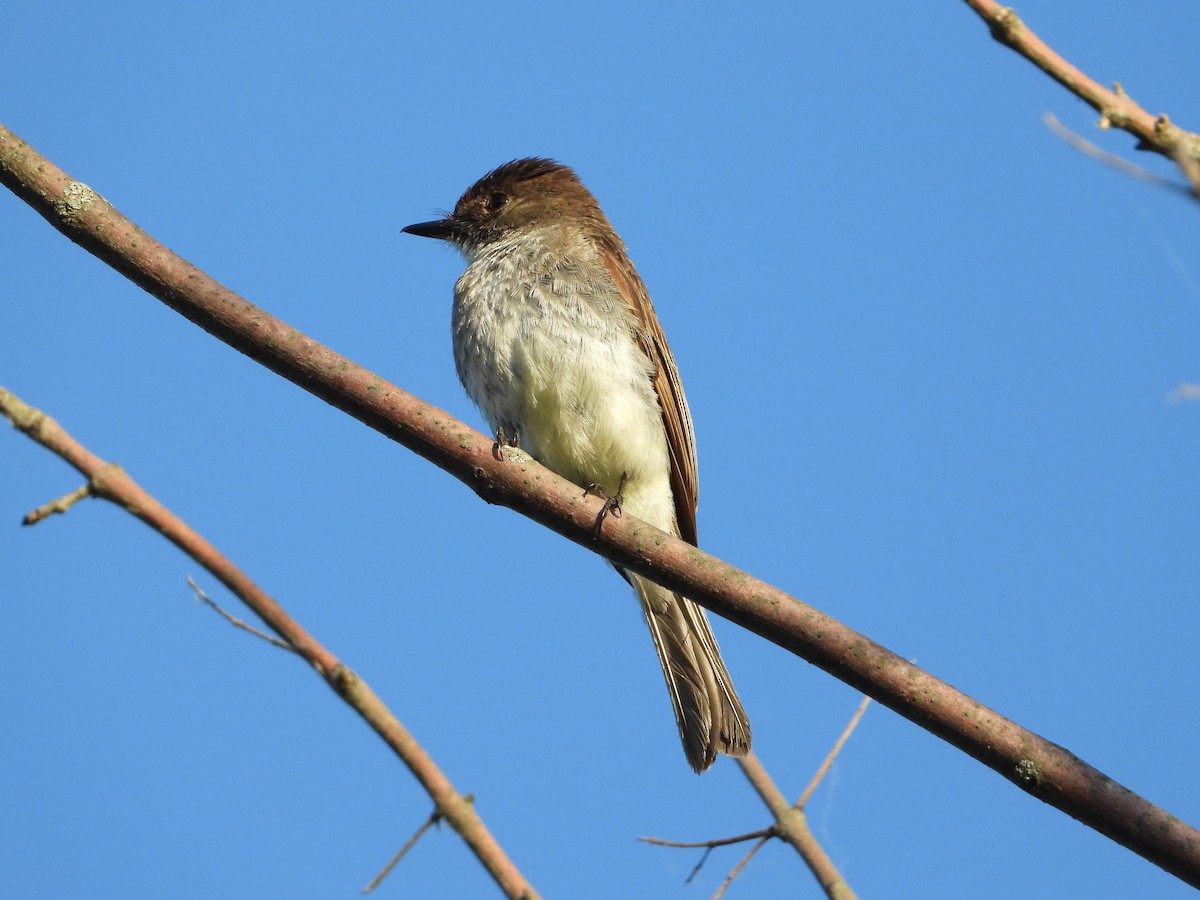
[458,324,673,530]
[513,329,670,497]
[518,345,657,489]
[452,250,677,532]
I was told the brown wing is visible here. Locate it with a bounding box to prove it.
[600,244,699,546]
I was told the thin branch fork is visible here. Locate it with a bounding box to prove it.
[180,577,471,893]
[644,701,870,899]
[2,124,1198,887]
[641,829,775,895]
[641,829,773,851]
[0,386,540,900]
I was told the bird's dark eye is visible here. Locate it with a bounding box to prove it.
[486,192,509,211]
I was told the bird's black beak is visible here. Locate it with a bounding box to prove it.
[402,218,458,241]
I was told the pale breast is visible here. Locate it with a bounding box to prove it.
[451,228,672,508]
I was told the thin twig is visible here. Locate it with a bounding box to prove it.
[640,828,772,850]
[738,753,856,899]
[684,847,713,886]
[1042,113,1193,198]
[711,833,772,900]
[798,696,872,809]
[643,830,772,849]
[187,576,296,652]
[727,699,872,899]
[963,0,1200,204]
[712,698,871,898]
[0,386,540,900]
[645,701,868,900]
[23,483,91,525]
[363,808,445,894]
[640,827,772,886]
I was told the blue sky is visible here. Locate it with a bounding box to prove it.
[3,3,1198,898]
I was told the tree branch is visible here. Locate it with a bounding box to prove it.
[643,700,869,897]
[2,123,1197,887]
[0,386,539,900]
[1042,112,1196,199]
[962,0,1200,198]
[737,753,854,899]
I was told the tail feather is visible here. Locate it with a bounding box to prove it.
[631,574,751,772]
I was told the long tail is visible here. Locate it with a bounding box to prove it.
[630,573,751,772]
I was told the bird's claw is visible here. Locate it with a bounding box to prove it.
[493,426,523,461]
[586,473,628,535]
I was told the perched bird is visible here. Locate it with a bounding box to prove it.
[404,159,750,771]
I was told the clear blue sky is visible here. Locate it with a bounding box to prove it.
[3,3,1198,898]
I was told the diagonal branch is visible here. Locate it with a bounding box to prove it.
[0,386,539,900]
[962,0,1200,198]
[2,123,1197,887]
[737,753,853,899]
[644,701,870,898]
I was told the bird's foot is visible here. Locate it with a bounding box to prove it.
[586,472,628,535]
[493,427,530,462]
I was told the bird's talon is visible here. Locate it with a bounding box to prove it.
[589,473,628,534]
[493,426,523,461]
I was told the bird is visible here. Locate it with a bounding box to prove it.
[403,158,750,771]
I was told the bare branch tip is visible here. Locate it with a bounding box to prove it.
[22,484,92,526]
